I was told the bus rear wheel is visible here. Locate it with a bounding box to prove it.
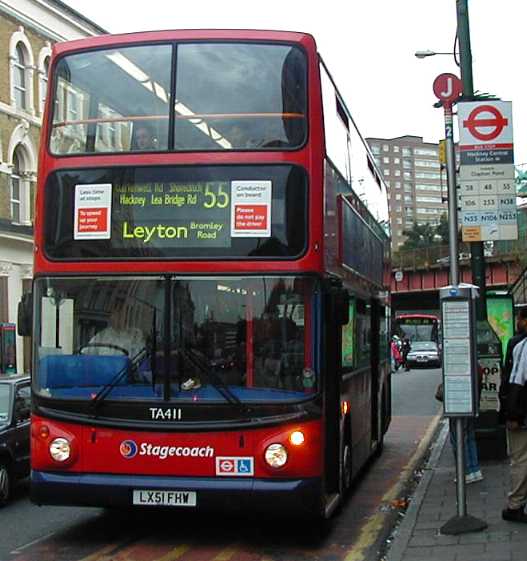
[0,461,12,507]
[341,440,352,496]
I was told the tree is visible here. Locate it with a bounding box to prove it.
[436,213,449,245]
[400,222,436,249]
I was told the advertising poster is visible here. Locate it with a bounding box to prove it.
[342,301,356,368]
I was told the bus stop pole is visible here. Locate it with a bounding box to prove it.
[445,105,467,519]
[440,102,487,535]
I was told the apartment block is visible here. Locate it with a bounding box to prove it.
[366,135,447,250]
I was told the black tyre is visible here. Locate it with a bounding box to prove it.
[340,439,352,497]
[0,460,12,507]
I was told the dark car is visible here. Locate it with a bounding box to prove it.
[0,375,31,506]
[406,341,441,368]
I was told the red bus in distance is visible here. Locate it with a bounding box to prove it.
[25,29,391,518]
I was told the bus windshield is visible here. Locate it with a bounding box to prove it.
[395,315,439,343]
[33,276,316,404]
[50,42,307,154]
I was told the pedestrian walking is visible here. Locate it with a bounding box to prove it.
[401,337,411,371]
[391,336,402,372]
[501,307,527,523]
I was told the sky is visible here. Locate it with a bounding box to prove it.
[62,0,527,165]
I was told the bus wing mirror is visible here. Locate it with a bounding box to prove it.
[17,293,33,336]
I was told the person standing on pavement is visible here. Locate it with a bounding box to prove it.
[448,364,484,484]
[502,307,527,523]
[401,337,411,372]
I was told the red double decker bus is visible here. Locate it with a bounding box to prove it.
[25,30,390,518]
[394,314,440,344]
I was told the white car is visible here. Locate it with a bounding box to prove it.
[406,341,441,368]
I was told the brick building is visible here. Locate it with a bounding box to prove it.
[0,0,104,373]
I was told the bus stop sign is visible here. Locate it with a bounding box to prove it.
[433,73,463,107]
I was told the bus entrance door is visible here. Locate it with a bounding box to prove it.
[322,281,348,512]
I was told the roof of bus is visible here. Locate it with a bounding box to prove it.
[52,29,318,56]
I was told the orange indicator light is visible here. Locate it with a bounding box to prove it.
[342,401,350,416]
[39,425,50,438]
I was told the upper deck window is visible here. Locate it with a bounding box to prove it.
[49,43,307,155]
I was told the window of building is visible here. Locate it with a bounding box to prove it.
[403,171,412,179]
[416,207,440,215]
[383,156,390,164]
[395,193,402,200]
[370,144,380,154]
[38,50,51,114]
[403,159,412,169]
[13,44,27,109]
[382,144,389,152]
[383,169,389,176]
[416,195,443,203]
[415,171,441,180]
[393,146,400,153]
[404,194,413,202]
[415,159,440,169]
[10,30,35,113]
[385,180,391,188]
[9,140,34,225]
[394,181,401,189]
[402,147,411,156]
[396,218,402,224]
[404,183,412,192]
[11,151,21,222]
[416,184,442,192]
[414,147,438,157]
[394,169,401,176]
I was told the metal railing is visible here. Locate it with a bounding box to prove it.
[392,239,527,271]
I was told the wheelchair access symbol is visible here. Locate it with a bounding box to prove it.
[216,456,254,476]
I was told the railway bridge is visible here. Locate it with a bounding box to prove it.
[390,242,524,313]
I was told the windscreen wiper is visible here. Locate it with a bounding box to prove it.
[90,347,149,414]
[181,348,249,412]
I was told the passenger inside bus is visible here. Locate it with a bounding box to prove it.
[131,122,158,151]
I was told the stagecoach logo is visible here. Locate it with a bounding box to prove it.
[119,440,215,460]
[120,440,138,459]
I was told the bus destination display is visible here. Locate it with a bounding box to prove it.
[73,181,272,248]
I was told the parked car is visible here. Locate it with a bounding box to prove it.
[0,375,31,506]
[406,341,441,368]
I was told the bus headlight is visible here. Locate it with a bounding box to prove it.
[49,437,71,462]
[264,443,288,468]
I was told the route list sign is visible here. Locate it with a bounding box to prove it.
[458,100,517,242]
[440,286,478,417]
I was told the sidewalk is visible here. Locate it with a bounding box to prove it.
[386,420,527,561]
